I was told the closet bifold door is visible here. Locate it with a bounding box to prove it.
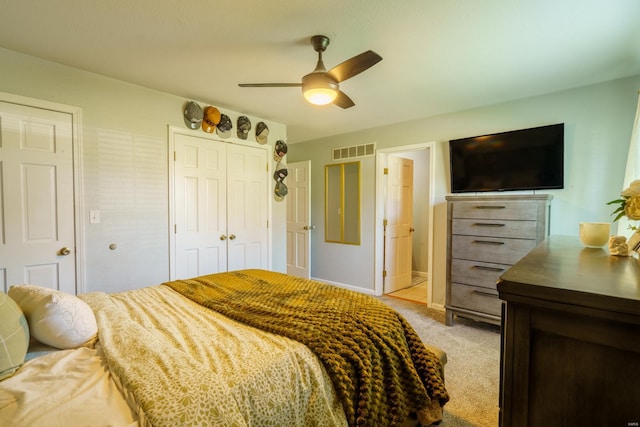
[173,134,268,279]
[226,143,268,271]
[174,135,228,278]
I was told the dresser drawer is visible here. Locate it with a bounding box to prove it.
[452,218,537,239]
[451,235,537,264]
[452,200,538,221]
[450,283,502,316]
[451,259,510,289]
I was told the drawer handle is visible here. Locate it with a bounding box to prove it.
[473,222,505,227]
[474,205,506,209]
[473,265,505,272]
[473,290,497,298]
[472,240,505,245]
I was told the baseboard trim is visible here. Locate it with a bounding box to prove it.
[310,276,376,296]
[430,303,445,312]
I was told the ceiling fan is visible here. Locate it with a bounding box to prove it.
[238,35,382,109]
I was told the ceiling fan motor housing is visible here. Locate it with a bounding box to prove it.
[302,72,338,93]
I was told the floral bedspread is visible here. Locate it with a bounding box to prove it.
[81,285,347,427]
[164,269,449,426]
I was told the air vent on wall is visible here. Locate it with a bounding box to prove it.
[331,143,376,161]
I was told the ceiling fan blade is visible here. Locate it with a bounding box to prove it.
[238,83,302,87]
[333,90,355,109]
[327,50,382,83]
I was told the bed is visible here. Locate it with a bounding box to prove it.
[0,269,449,427]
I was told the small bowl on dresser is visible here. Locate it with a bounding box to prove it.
[579,222,610,248]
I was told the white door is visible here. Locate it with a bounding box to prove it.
[286,161,311,278]
[384,155,414,293]
[0,101,76,293]
[173,133,268,279]
[226,144,268,271]
[174,134,227,279]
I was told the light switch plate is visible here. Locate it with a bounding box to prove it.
[90,210,101,224]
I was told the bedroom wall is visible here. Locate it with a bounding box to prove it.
[0,47,288,293]
[288,74,640,307]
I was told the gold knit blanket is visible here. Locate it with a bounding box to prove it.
[164,269,449,427]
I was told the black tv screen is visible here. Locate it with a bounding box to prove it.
[449,123,564,193]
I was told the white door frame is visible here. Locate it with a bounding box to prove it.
[374,142,435,306]
[0,91,85,293]
[167,126,272,280]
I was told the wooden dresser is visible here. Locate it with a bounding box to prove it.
[445,194,551,326]
[497,236,640,426]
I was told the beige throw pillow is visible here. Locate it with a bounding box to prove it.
[0,292,30,380]
[8,285,97,349]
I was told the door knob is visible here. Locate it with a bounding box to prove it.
[229,234,236,240]
[409,228,415,233]
[303,225,316,230]
[58,247,71,256]
[220,235,227,241]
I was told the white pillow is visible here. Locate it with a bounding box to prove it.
[8,285,97,349]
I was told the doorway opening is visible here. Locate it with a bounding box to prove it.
[374,142,435,306]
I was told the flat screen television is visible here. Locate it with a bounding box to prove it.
[449,123,564,193]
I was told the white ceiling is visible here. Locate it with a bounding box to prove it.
[1,0,639,143]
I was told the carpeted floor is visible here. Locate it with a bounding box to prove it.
[379,295,501,426]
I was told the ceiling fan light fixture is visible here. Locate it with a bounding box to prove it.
[302,72,338,106]
[303,87,337,105]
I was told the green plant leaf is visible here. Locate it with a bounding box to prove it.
[613,211,627,222]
